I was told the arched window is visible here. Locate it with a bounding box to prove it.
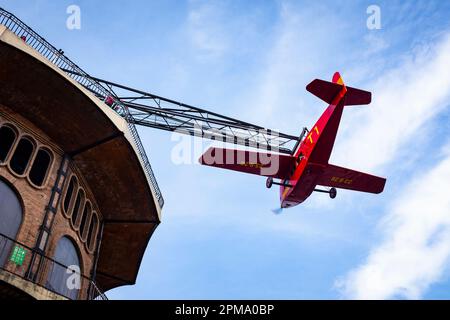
[63,176,77,214]
[29,148,52,186]
[71,190,84,228]
[46,236,81,299]
[0,126,17,163]
[79,202,91,241]
[10,137,34,175]
[0,179,23,266]
[87,213,98,251]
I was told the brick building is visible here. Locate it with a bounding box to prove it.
[0,9,163,300]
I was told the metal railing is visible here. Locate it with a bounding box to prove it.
[0,7,164,208]
[0,232,107,300]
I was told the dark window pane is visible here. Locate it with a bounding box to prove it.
[79,202,91,240]
[0,126,16,163]
[46,237,80,300]
[63,177,76,213]
[0,179,23,267]
[29,149,52,186]
[87,214,98,251]
[71,191,84,226]
[10,138,34,175]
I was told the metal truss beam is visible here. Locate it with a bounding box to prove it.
[63,70,299,154]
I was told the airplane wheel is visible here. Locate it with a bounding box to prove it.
[329,187,337,199]
[266,177,273,189]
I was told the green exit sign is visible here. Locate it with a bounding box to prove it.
[10,245,27,266]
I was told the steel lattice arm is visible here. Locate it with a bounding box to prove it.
[63,71,299,154]
[0,6,302,209]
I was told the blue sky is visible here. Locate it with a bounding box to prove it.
[2,0,450,299]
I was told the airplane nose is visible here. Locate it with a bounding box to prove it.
[281,202,291,209]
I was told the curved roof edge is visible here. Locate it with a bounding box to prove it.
[0,24,162,291]
[0,24,162,219]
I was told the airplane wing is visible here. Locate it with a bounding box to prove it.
[199,147,296,179]
[316,163,386,194]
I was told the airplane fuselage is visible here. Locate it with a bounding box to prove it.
[280,87,347,208]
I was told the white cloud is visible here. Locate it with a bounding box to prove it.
[336,146,450,299]
[332,32,450,173]
[187,1,229,58]
[363,33,389,57]
[242,3,345,129]
[185,1,261,62]
[333,31,450,299]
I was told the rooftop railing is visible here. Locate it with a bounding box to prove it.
[0,7,164,208]
[0,232,107,300]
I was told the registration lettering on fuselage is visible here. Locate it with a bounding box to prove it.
[331,176,352,184]
[239,162,263,169]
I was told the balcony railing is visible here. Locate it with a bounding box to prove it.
[0,232,107,300]
[0,7,164,208]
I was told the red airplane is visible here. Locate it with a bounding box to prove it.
[199,72,386,209]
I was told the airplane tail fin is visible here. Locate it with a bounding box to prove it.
[306,72,372,164]
[306,72,371,106]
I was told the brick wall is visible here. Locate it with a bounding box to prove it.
[0,106,102,299]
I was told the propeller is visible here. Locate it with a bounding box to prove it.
[272,207,284,215]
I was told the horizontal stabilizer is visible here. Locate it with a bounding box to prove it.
[306,79,343,105]
[199,147,296,180]
[306,79,371,106]
[316,163,386,194]
[345,86,372,105]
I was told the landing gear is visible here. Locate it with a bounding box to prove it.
[313,187,337,199]
[329,187,337,199]
[266,178,293,189]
